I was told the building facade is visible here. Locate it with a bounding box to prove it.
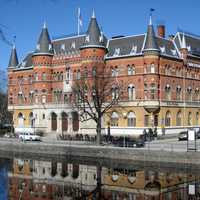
[7,12,200,137]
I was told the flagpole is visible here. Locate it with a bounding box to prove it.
[78,7,80,35]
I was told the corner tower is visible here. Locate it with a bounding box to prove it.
[80,10,107,67]
[143,13,160,126]
[32,23,54,66]
[8,45,19,70]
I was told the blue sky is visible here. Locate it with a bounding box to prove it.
[0,0,200,70]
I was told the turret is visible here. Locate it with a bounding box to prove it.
[8,45,18,69]
[143,14,160,56]
[32,22,54,65]
[80,10,106,50]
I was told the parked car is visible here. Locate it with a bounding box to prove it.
[19,133,41,141]
[178,131,188,141]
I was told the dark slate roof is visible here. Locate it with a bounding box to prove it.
[17,52,33,69]
[8,46,19,68]
[156,37,178,57]
[106,34,145,58]
[34,24,54,56]
[143,24,160,53]
[52,34,86,54]
[81,15,107,49]
[174,32,200,57]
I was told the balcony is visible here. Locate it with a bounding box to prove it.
[143,100,160,113]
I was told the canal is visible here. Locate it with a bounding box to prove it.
[0,153,200,199]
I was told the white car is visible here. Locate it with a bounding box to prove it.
[19,133,41,141]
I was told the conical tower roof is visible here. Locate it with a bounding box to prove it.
[8,45,18,68]
[81,10,106,49]
[34,23,54,56]
[143,15,160,55]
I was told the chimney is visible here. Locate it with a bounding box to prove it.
[157,25,165,38]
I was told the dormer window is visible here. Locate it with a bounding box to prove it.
[187,45,191,52]
[99,33,104,42]
[130,45,137,55]
[21,61,26,68]
[171,49,177,56]
[85,35,90,42]
[36,44,40,50]
[160,46,166,53]
[61,44,65,51]
[113,48,120,56]
[49,44,52,50]
[71,42,76,49]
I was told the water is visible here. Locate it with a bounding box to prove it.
[0,155,200,200]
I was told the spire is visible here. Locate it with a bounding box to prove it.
[149,13,152,25]
[33,22,53,56]
[92,9,95,18]
[80,11,106,49]
[8,45,18,68]
[143,10,160,55]
[43,21,47,29]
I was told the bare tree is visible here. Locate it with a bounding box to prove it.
[0,69,12,127]
[71,66,121,145]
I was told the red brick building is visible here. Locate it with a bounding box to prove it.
[7,12,200,137]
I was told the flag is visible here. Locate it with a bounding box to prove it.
[150,8,155,12]
[78,8,83,27]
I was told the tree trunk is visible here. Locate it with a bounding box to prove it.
[96,118,101,145]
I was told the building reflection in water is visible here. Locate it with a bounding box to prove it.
[7,157,200,199]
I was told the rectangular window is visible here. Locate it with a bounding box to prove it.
[144,115,149,127]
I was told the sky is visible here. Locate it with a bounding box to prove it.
[0,0,200,71]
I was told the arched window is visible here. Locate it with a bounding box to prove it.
[144,83,148,100]
[18,113,24,127]
[176,111,182,126]
[188,112,192,126]
[111,112,119,126]
[61,162,68,178]
[72,112,79,131]
[150,63,155,73]
[196,112,199,125]
[127,65,135,75]
[165,84,171,100]
[34,73,38,81]
[187,87,192,101]
[42,72,46,81]
[51,112,57,131]
[66,67,71,82]
[29,112,34,127]
[51,161,57,177]
[42,95,46,104]
[111,86,119,100]
[150,83,156,100]
[195,88,200,101]
[72,164,79,179]
[64,94,68,103]
[165,111,171,126]
[127,112,136,127]
[128,85,135,100]
[77,70,81,80]
[176,85,181,101]
[92,67,96,77]
[61,112,68,131]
